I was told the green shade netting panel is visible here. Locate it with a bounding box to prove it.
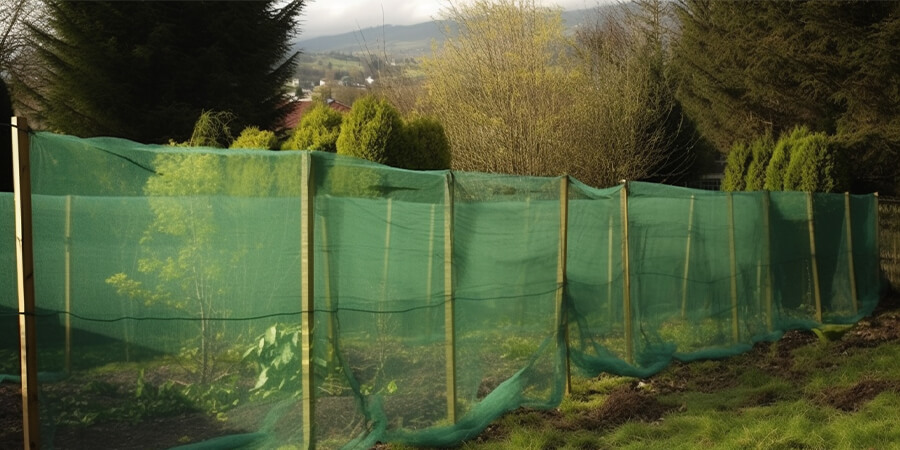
[0,132,880,449]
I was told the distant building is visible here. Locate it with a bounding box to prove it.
[279,98,351,131]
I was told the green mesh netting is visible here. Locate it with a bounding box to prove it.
[0,132,881,449]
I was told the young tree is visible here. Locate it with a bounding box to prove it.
[743,134,774,191]
[26,1,305,143]
[420,0,575,178]
[785,131,845,193]
[418,0,700,187]
[721,142,750,192]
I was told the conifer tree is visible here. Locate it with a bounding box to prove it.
[27,1,304,143]
[675,0,900,193]
[0,78,12,192]
[743,134,774,191]
[721,142,750,192]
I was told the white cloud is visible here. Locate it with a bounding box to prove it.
[299,0,609,39]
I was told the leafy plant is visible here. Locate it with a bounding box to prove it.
[243,324,306,398]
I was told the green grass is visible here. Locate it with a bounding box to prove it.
[423,335,900,450]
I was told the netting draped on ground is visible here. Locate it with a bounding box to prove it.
[0,132,880,449]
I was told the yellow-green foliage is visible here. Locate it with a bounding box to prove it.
[744,134,774,191]
[230,126,278,150]
[764,131,796,191]
[398,115,451,170]
[785,131,844,192]
[281,102,343,152]
[336,95,404,164]
[169,110,235,148]
[782,126,814,190]
[721,142,751,191]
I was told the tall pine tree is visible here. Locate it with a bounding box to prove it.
[26,1,304,143]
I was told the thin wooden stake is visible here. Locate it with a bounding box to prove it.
[763,192,773,331]
[727,192,739,343]
[319,215,336,363]
[680,195,695,319]
[606,214,613,321]
[844,193,859,314]
[381,199,393,308]
[425,204,436,335]
[65,195,72,374]
[443,173,457,423]
[300,152,316,450]
[807,192,823,323]
[874,192,881,292]
[620,183,633,365]
[13,116,40,449]
[555,176,570,396]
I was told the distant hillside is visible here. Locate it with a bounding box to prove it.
[295,21,450,57]
[294,7,614,57]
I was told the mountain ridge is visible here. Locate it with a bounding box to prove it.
[293,7,613,57]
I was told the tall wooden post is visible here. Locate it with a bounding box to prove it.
[620,183,633,365]
[844,193,859,314]
[319,215,336,364]
[763,192,773,331]
[806,192,823,323]
[13,117,40,449]
[555,176,570,395]
[381,199,393,308]
[681,195,695,319]
[727,192,739,343]
[443,173,457,423]
[425,204,436,335]
[65,195,72,373]
[874,193,881,292]
[606,215,613,321]
[300,152,316,450]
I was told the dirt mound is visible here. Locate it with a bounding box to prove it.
[577,383,673,430]
[815,379,900,411]
[838,305,900,349]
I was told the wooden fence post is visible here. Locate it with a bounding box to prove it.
[300,152,316,450]
[681,195,695,319]
[844,193,859,314]
[727,192,739,343]
[381,199,393,309]
[319,215,336,364]
[65,195,72,373]
[425,204,436,335]
[620,182,633,365]
[806,192,823,323]
[606,215,613,322]
[874,193,881,292]
[555,176,570,395]
[443,173,457,423]
[763,192,773,331]
[13,116,40,449]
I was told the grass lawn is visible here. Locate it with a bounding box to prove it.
[388,294,900,450]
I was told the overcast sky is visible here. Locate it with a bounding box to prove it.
[299,0,609,39]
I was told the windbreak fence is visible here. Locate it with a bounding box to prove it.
[0,132,880,449]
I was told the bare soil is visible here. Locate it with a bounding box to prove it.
[2,294,898,449]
